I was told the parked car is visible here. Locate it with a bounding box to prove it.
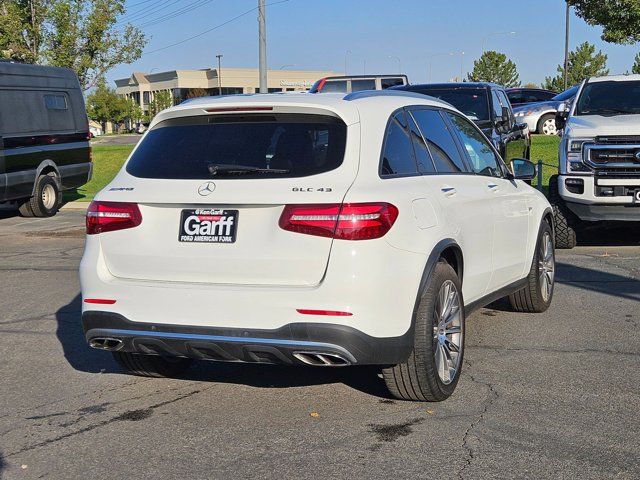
[89,125,102,138]
[80,91,555,402]
[392,82,530,163]
[309,74,408,93]
[550,75,640,249]
[513,85,579,135]
[506,87,557,107]
[0,61,92,217]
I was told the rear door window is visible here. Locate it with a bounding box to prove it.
[126,114,347,179]
[410,109,468,173]
[379,111,419,177]
[407,113,436,173]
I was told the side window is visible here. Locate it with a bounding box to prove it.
[380,111,419,176]
[507,91,522,104]
[446,112,502,178]
[44,94,67,110]
[491,90,503,119]
[411,109,468,174]
[351,79,376,92]
[381,77,405,89]
[497,90,515,125]
[407,113,436,173]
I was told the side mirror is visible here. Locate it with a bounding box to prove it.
[510,158,536,180]
[555,102,570,131]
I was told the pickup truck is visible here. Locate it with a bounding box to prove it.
[393,82,530,163]
[551,74,640,248]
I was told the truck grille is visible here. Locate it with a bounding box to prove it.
[595,135,640,144]
[584,143,640,173]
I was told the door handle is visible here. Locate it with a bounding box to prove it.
[487,183,500,193]
[441,186,457,197]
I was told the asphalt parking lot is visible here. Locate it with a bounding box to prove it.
[0,210,639,479]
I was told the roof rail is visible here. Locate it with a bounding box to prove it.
[343,89,447,103]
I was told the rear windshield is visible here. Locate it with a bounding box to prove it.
[126,114,347,179]
[410,88,490,121]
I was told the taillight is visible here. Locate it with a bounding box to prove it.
[86,201,142,235]
[279,202,398,240]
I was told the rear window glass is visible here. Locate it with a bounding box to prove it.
[351,79,376,92]
[126,114,347,179]
[380,111,419,176]
[321,80,348,93]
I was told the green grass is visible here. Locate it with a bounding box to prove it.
[64,144,134,202]
[530,134,561,192]
[63,135,562,203]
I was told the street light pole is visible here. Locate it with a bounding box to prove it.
[258,0,267,93]
[388,55,401,72]
[563,2,570,90]
[344,49,352,75]
[216,54,223,96]
[459,51,465,81]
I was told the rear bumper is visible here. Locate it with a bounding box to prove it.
[82,311,413,366]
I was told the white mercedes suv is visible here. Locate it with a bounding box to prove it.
[80,91,555,401]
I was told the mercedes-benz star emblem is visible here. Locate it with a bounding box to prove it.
[198,181,216,196]
[635,151,640,162]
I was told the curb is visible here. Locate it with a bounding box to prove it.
[61,202,89,211]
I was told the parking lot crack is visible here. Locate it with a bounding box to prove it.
[457,362,499,480]
[4,389,202,458]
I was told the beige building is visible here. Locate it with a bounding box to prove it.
[114,67,339,110]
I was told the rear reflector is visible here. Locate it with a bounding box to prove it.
[296,309,353,316]
[279,202,398,240]
[84,298,117,305]
[86,201,142,235]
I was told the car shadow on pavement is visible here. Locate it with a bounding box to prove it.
[56,294,391,398]
[56,295,119,373]
[0,210,19,220]
[576,222,640,247]
[486,261,639,313]
[0,449,5,479]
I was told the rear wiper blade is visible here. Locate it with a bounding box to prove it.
[207,164,289,176]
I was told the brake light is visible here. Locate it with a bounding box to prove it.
[84,298,117,305]
[279,203,398,240]
[86,201,142,235]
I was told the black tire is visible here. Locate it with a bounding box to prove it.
[548,175,577,249]
[537,113,557,135]
[509,220,555,313]
[383,261,464,402]
[21,174,61,218]
[112,352,193,378]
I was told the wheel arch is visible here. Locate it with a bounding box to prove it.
[31,160,61,195]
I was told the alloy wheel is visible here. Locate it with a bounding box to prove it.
[542,118,557,135]
[539,231,555,302]
[432,280,463,385]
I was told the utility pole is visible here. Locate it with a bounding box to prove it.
[258,0,267,93]
[564,2,570,90]
[216,54,223,96]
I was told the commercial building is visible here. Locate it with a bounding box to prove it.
[114,67,338,110]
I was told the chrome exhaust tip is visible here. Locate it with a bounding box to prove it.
[89,337,124,351]
[293,352,351,367]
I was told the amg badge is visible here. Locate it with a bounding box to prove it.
[178,209,238,243]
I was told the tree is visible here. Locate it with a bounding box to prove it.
[523,82,540,89]
[0,0,51,62]
[633,53,640,75]
[185,88,208,99]
[146,91,173,122]
[467,51,520,87]
[568,0,640,44]
[86,79,128,129]
[543,42,608,91]
[0,0,146,90]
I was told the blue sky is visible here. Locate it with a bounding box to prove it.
[109,0,640,88]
